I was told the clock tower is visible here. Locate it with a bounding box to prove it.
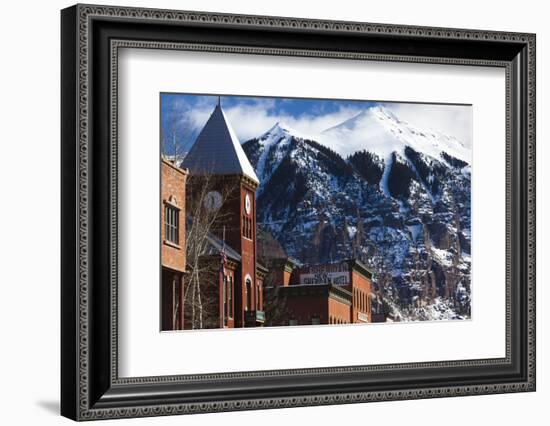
[182,102,260,327]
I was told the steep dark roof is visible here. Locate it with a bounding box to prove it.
[203,233,241,262]
[181,104,259,183]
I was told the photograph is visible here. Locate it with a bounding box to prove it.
[57,3,536,420]
[159,94,472,331]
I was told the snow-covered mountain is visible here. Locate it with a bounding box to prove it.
[242,105,471,321]
[321,105,470,162]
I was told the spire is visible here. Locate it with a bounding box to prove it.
[181,104,259,184]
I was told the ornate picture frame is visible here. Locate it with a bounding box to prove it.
[61,4,536,420]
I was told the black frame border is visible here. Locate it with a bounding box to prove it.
[61,4,536,421]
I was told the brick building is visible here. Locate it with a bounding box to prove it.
[181,101,264,329]
[160,158,188,331]
[264,258,386,326]
[265,284,352,326]
[292,259,376,324]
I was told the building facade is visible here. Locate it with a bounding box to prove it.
[264,284,353,326]
[160,158,188,331]
[265,258,385,326]
[181,102,264,329]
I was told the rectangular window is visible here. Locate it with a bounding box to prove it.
[165,204,179,245]
[245,279,252,311]
[172,275,181,330]
[223,275,228,326]
[228,275,233,318]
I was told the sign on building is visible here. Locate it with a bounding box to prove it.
[299,262,350,285]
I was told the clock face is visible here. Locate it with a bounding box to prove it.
[245,193,251,215]
[204,191,222,212]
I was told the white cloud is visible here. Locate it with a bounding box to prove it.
[178,98,472,156]
[223,103,363,142]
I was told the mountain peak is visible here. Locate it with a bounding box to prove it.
[274,121,291,131]
[323,106,398,134]
[321,105,470,163]
[262,121,315,142]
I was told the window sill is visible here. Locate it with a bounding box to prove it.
[163,240,182,250]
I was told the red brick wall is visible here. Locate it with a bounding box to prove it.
[279,290,351,326]
[270,268,285,286]
[237,183,257,326]
[265,263,293,287]
[160,160,187,331]
[161,160,187,273]
[350,269,373,323]
[283,270,292,286]
[203,178,257,327]
[284,293,328,325]
[328,296,352,324]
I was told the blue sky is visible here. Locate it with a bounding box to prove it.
[160,93,472,156]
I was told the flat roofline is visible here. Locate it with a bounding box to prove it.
[265,283,352,301]
[161,157,189,175]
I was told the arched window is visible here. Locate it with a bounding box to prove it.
[245,278,252,311]
[227,275,233,318]
[223,275,228,326]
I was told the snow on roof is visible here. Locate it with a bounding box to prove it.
[181,105,259,184]
[204,233,241,262]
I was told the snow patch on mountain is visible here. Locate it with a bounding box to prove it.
[321,105,470,163]
[379,153,394,197]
